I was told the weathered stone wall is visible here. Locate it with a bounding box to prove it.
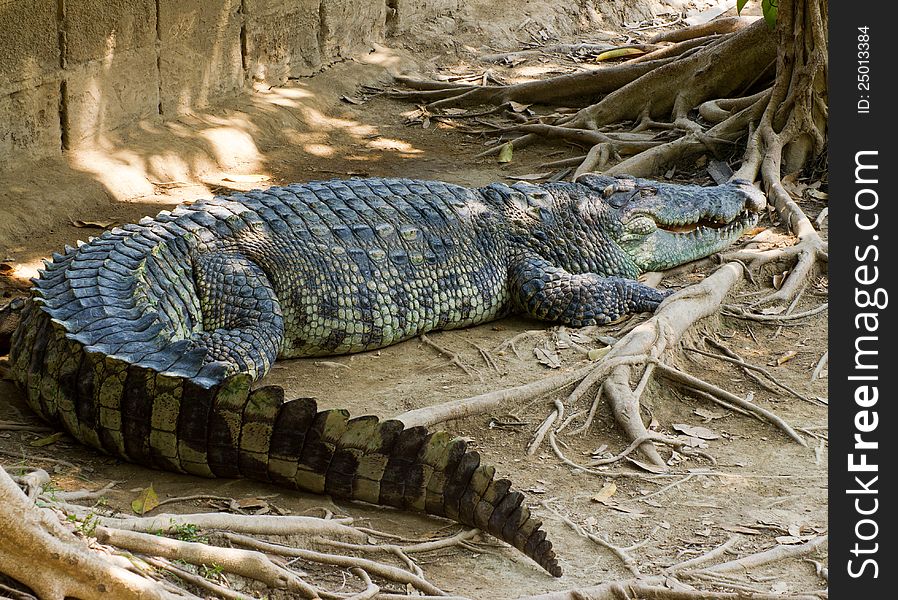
[0,0,447,170]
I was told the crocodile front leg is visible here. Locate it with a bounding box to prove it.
[508,254,670,326]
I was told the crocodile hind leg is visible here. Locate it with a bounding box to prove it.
[509,254,670,326]
[191,252,285,385]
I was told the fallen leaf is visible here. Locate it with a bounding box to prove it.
[672,423,720,440]
[30,432,65,447]
[590,482,617,503]
[594,47,645,62]
[722,524,763,535]
[694,408,724,422]
[695,528,712,537]
[497,142,514,163]
[787,523,802,537]
[222,174,270,183]
[775,535,803,545]
[340,95,364,105]
[626,457,667,474]
[772,270,790,290]
[131,484,160,515]
[588,346,611,361]
[760,305,786,315]
[70,219,117,229]
[589,444,609,456]
[507,101,532,113]
[776,350,798,365]
[533,347,561,369]
[808,189,828,200]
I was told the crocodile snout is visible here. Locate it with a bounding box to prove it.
[732,179,767,213]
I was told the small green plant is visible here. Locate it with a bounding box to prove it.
[70,512,99,537]
[169,521,207,543]
[737,0,779,28]
[199,563,225,580]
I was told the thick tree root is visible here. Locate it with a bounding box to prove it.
[0,465,492,600]
[0,467,180,600]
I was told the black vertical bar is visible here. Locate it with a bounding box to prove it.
[829,0,896,595]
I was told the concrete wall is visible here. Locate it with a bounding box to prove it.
[0,0,450,170]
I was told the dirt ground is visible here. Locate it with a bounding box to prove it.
[0,2,828,598]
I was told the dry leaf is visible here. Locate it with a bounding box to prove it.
[672,423,720,440]
[131,484,160,515]
[594,47,645,61]
[340,95,364,105]
[30,432,65,447]
[722,524,763,535]
[222,174,270,183]
[772,270,790,290]
[776,350,798,365]
[694,408,724,421]
[775,535,803,545]
[507,101,532,113]
[626,457,667,474]
[808,189,828,200]
[590,482,617,503]
[590,444,609,456]
[497,142,514,163]
[70,219,117,229]
[587,346,611,361]
[533,347,561,369]
[760,305,786,315]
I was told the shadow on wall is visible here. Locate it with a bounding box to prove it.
[0,0,440,255]
[0,0,397,171]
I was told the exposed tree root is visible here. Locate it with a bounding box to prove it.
[0,467,180,600]
[512,535,827,600]
[0,464,493,600]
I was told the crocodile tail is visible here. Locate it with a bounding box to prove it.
[259,388,562,576]
[10,307,560,575]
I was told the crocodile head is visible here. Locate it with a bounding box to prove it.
[579,174,765,272]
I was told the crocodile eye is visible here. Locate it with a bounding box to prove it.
[605,194,629,208]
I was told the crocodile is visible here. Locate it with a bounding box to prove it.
[4,174,764,577]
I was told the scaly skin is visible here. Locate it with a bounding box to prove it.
[7,174,764,577]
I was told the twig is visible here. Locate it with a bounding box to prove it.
[811,351,828,381]
[687,342,820,406]
[654,362,807,446]
[226,533,447,596]
[540,500,642,577]
[419,333,481,379]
